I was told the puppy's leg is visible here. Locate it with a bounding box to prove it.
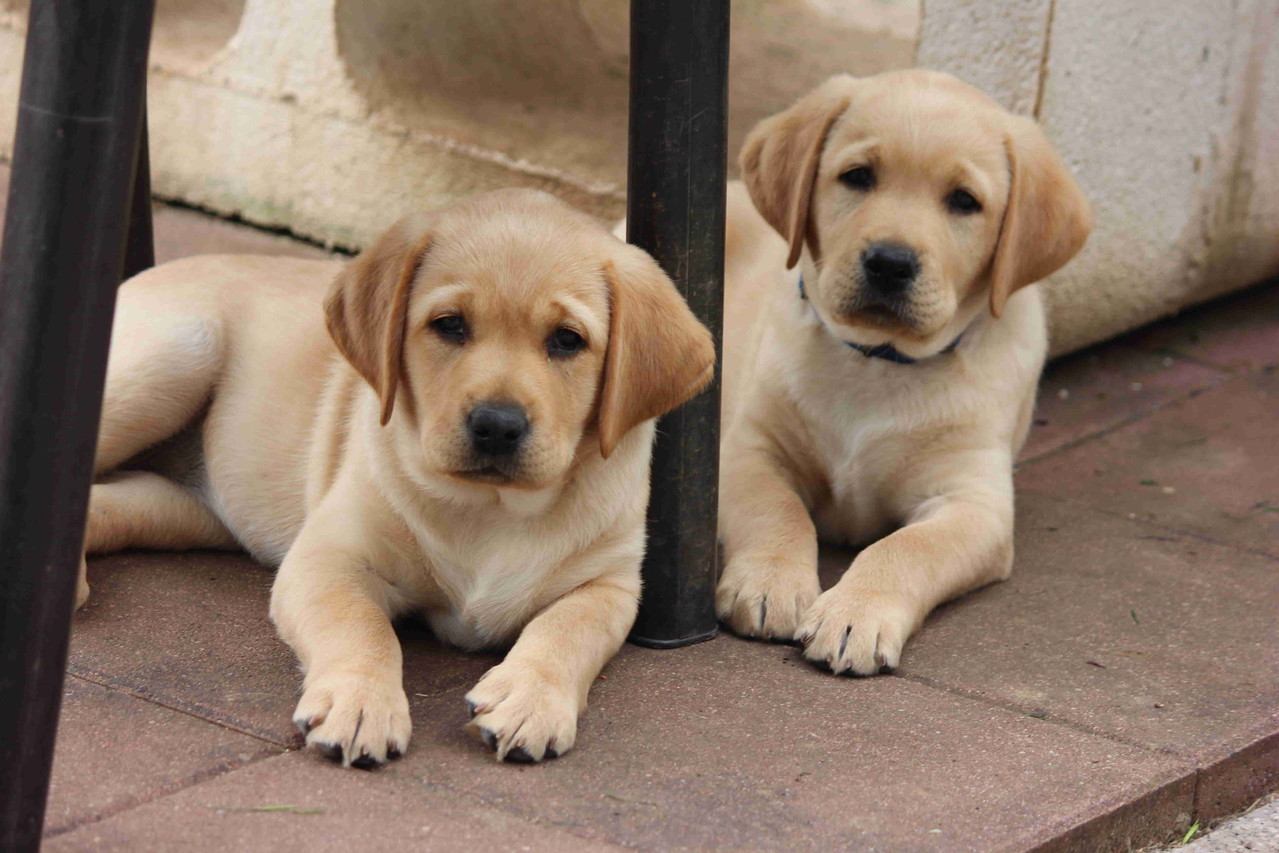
[716,445,820,640]
[466,572,639,762]
[270,511,411,769]
[95,295,223,476]
[77,470,236,608]
[85,471,235,555]
[799,460,1012,675]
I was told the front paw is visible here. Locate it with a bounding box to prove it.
[293,671,411,769]
[797,587,921,676]
[716,554,819,641]
[465,661,578,763]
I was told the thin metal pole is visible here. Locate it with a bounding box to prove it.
[627,0,729,648]
[0,1,154,847]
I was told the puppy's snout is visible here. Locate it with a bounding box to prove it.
[467,402,529,458]
[861,243,919,295]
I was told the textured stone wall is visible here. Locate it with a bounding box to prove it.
[1,0,1275,355]
[918,0,1279,353]
[0,0,912,247]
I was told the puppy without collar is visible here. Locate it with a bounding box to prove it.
[79,189,714,765]
[718,70,1091,674]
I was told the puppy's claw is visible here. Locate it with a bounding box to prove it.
[716,557,819,642]
[315,741,343,762]
[350,751,380,770]
[479,727,498,751]
[465,699,479,719]
[292,673,413,770]
[505,745,536,763]
[801,587,916,677]
[874,643,894,673]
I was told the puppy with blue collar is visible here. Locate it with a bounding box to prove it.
[717,70,1091,675]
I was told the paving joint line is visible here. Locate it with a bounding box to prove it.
[43,736,280,840]
[66,667,297,749]
[59,673,636,849]
[1021,489,1279,562]
[1016,373,1232,469]
[893,669,1191,760]
[44,744,631,850]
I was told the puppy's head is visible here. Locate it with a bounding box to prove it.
[741,70,1092,356]
[324,189,714,494]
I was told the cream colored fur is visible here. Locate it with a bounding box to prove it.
[80,189,714,766]
[718,70,1091,675]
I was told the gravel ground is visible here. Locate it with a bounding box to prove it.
[1161,799,1279,852]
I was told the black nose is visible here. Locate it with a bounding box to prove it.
[467,402,529,457]
[861,243,919,294]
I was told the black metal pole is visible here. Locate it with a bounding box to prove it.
[0,1,154,847]
[123,106,155,280]
[627,0,729,648]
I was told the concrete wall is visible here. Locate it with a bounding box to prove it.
[0,0,912,247]
[1,0,1275,355]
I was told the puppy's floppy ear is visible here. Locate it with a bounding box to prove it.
[597,246,716,458]
[324,217,433,425]
[740,79,851,270]
[989,117,1092,317]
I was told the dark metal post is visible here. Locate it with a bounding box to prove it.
[123,109,155,280]
[627,0,729,647]
[0,1,154,847]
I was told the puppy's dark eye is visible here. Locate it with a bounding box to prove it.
[946,189,982,215]
[548,327,585,357]
[431,314,466,342]
[839,166,875,191]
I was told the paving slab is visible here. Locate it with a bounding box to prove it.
[391,638,1193,853]
[73,551,497,747]
[69,549,1197,853]
[1017,371,1279,558]
[45,750,620,853]
[45,677,280,838]
[1021,344,1225,464]
[1127,280,1279,374]
[888,492,1278,822]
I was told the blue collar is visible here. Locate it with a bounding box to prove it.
[798,278,964,365]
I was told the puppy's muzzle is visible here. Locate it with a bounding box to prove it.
[861,242,919,298]
[467,402,529,458]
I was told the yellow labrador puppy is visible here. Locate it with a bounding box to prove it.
[717,70,1091,675]
[79,189,714,766]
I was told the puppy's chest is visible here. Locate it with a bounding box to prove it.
[786,363,946,541]
[804,406,900,542]
[404,519,568,650]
